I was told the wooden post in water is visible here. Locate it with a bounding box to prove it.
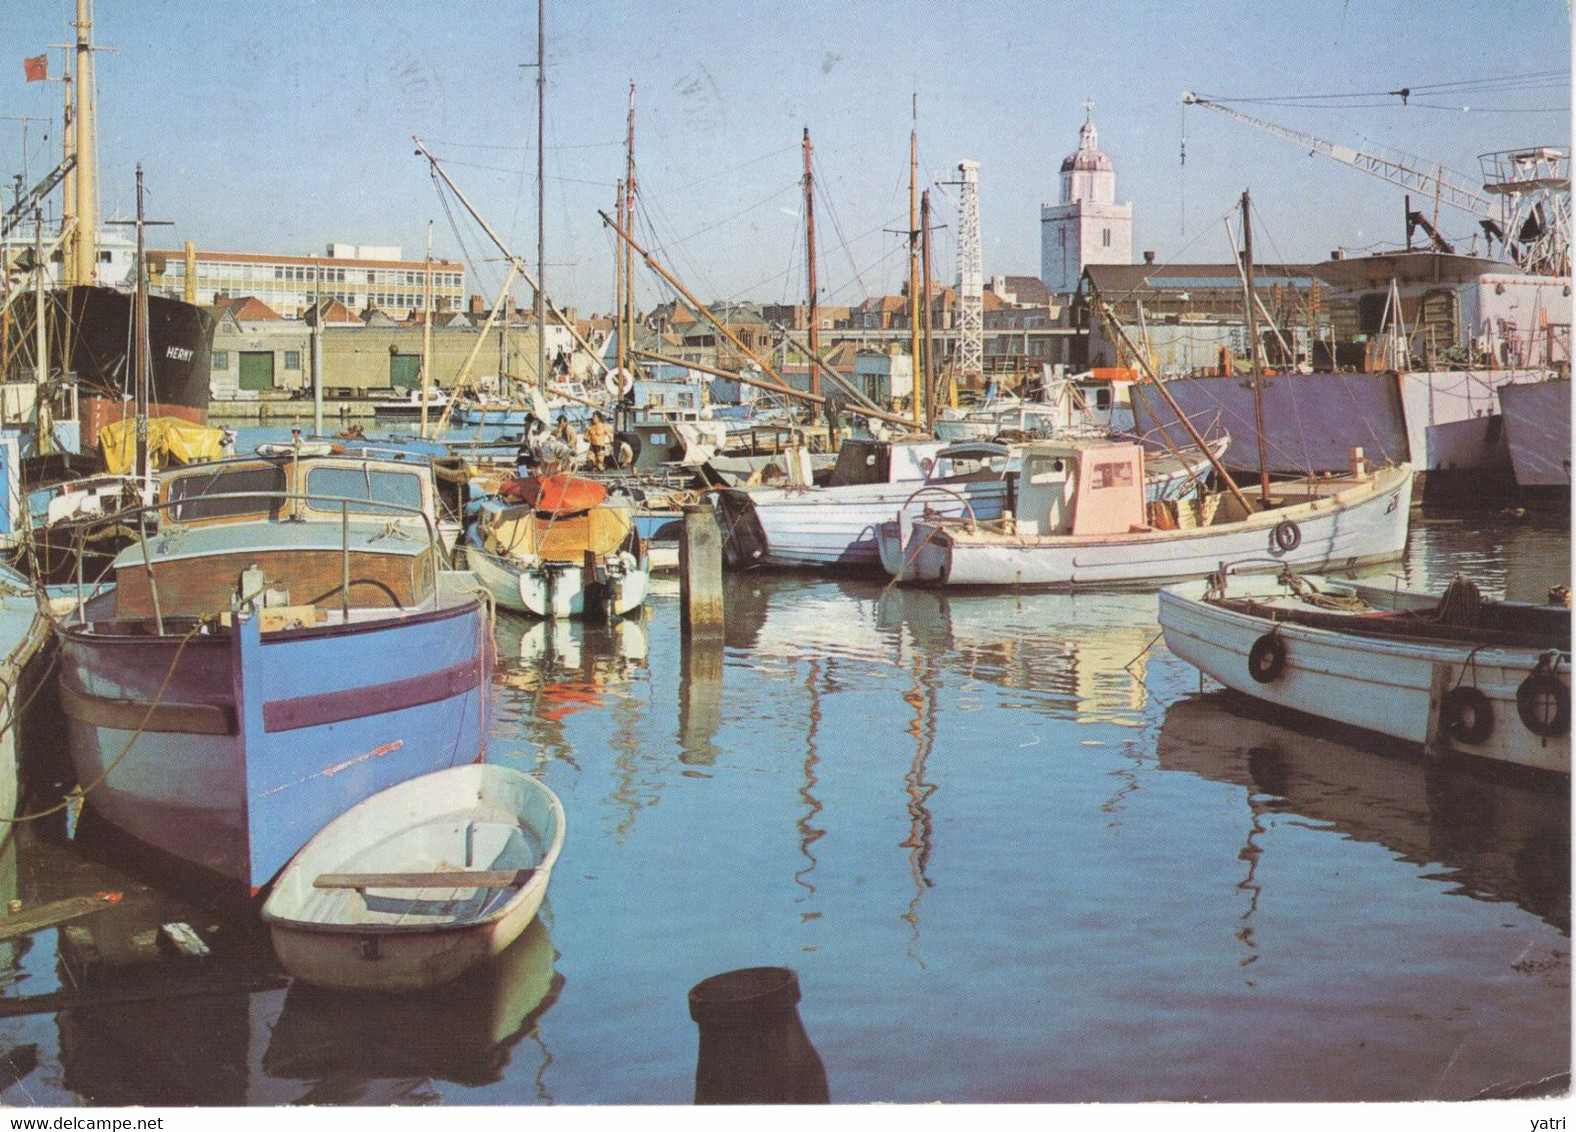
[680,504,724,634]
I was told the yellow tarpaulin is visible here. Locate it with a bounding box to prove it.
[485,507,634,563]
[99,417,228,476]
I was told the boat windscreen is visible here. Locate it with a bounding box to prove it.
[166,464,288,521]
[305,466,426,517]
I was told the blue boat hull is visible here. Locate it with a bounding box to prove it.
[58,600,492,892]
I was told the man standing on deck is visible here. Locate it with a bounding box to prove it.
[585,412,614,470]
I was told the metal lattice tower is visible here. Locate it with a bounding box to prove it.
[956,160,983,384]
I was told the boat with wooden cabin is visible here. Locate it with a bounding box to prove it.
[54,447,494,893]
[262,763,565,991]
[886,436,1413,589]
[1159,569,1570,775]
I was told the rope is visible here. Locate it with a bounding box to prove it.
[0,616,214,825]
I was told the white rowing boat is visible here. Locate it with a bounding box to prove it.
[261,764,566,991]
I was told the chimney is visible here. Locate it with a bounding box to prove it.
[469,294,484,315]
[1143,250,1155,264]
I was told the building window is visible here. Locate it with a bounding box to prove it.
[213,351,229,370]
[1102,228,1111,248]
[284,351,301,370]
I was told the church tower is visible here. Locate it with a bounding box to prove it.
[1040,103,1133,295]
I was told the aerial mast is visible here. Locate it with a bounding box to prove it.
[955,160,983,404]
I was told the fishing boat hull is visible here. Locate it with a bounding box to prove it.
[61,287,215,448]
[1499,377,1571,491]
[56,596,493,892]
[261,764,565,992]
[896,465,1413,589]
[1158,573,1570,775]
[716,479,1010,572]
[469,542,647,619]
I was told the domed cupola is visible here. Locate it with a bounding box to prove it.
[1059,101,1116,204]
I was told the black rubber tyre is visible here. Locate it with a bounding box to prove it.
[1440,686,1494,745]
[1247,633,1286,684]
[1516,671,1570,737]
[1272,519,1302,553]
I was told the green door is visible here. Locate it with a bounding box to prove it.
[390,355,421,390]
[239,351,276,392]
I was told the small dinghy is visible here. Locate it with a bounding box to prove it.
[261,764,566,992]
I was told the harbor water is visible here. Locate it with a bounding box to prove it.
[0,508,1564,1106]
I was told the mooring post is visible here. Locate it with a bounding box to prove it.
[689,967,828,1105]
[680,503,724,634]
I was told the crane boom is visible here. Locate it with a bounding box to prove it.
[1180,92,1494,218]
[2,155,77,238]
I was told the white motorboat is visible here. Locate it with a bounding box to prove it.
[1159,569,1570,775]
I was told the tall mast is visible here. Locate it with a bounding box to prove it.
[61,52,75,272]
[622,81,637,402]
[421,221,433,438]
[72,0,95,286]
[908,97,921,428]
[615,178,626,380]
[1239,189,1270,505]
[535,0,547,393]
[920,188,934,430]
[802,126,819,397]
[33,212,49,450]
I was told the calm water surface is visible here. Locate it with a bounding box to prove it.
[0,509,1565,1106]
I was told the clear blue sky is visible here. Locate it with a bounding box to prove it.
[7,0,1570,315]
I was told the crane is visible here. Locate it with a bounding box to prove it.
[1180,91,1571,277]
[2,155,75,238]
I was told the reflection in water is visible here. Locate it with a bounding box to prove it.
[264,917,562,1100]
[899,656,938,962]
[678,634,725,768]
[1157,692,1571,933]
[52,917,560,1106]
[794,660,825,913]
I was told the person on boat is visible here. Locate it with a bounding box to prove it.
[554,414,578,451]
[585,412,614,470]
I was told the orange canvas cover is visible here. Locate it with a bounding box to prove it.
[498,474,608,516]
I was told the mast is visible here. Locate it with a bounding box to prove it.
[71,0,95,286]
[614,178,626,381]
[421,221,433,438]
[130,167,151,483]
[622,81,636,411]
[802,126,819,397]
[312,262,323,436]
[920,188,934,430]
[535,0,546,394]
[1239,189,1271,504]
[907,98,922,428]
[33,212,50,451]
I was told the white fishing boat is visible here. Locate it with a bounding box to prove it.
[874,435,1230,575]
[261,763,566,992]
[465,474,648,619]
[1159,570,1570,775]
[887,436,1413,589]
[715,437,1013,572]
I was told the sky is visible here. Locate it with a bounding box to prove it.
[5,0,1571,317]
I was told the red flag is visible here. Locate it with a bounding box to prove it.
[23,55,46,82]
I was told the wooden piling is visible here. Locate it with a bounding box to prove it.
[680,504,724,634]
